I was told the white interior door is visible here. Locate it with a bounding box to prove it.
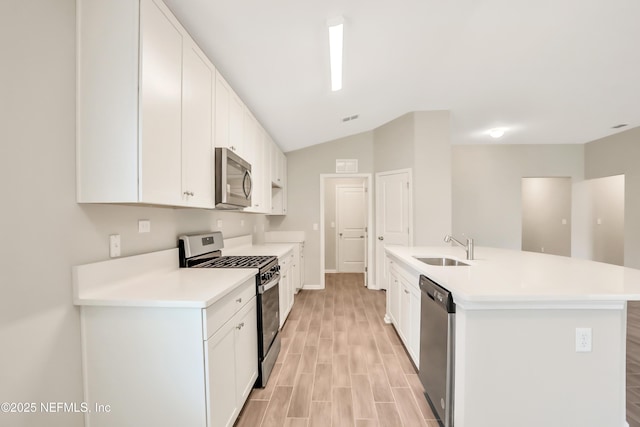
[375,169,412,290]
[337,186,366,273]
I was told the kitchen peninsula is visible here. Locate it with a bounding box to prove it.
[385,245,640,427]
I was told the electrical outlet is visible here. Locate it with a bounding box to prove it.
[240,219,245,227]
[217,219,223,228]
[313,223,318,231]
[576,327,592,352]
[562,218,567,225]
[109,234,121,258]
[138,220,151,233]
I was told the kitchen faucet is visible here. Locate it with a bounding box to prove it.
[444,234,474,260]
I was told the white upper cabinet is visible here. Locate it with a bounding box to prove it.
[139,0,183,205]
[77,0,278,212]
[215,72,246,160]
[77,0,215,207]
[181,40,215,208]
[243,112,263,213]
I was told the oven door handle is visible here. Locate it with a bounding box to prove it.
[258,275,279,294]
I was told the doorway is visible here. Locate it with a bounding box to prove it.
[336,185,367,272]
[320,174,373,289]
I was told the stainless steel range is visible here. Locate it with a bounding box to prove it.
[178,232,281,388]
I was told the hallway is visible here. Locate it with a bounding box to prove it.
[236,273,440,426]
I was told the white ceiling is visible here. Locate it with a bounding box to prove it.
[163,0,640,153]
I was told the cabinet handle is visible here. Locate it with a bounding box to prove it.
[236,322,245,330]
[404,289,409,294]
[183,191,194,196]
[378,236,384,241]
[236,298,242,303]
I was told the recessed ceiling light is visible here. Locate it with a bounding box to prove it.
[488,128,506,138]
[327,16,344,92]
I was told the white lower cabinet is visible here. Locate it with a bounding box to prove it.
[386,257,421,367]
[80,277,257,427]
[206,297,257,427]
[278,250,295,329]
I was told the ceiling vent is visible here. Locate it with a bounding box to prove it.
[611,123,628,129]
[342,114,359,122]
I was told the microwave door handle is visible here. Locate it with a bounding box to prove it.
[243,170,253,198]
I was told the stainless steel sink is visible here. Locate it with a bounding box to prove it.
[414,257,469,266]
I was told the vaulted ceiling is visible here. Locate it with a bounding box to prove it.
[164,0,640,152]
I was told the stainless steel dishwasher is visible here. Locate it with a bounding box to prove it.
[419,274,455,427]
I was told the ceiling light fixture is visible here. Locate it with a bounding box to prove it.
[488,128,506,138]
[327,16,344,92]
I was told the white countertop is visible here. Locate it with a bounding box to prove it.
[73,249,256,308]
[386,246,640,307]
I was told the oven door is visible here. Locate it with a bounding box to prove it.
[258,275,280,358]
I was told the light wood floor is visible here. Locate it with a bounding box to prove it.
[235,273,440,427]
[628,301,640,427]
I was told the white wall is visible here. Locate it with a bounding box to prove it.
[521,177,572,256]
[572,175,625,266]
[452,145,584,250]
[413,111,452,246]
[585,127,640,268]
[0,3,267,426]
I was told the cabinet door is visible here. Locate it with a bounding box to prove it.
[215,72,244,157]
[299,243,305,288]
[214,72,230,150]
[181,42,214,208]
[388,267,401,326]
[281,154,287,214]
[207,319,238,427]
[278,256,291,328]
[235,298,258,404]
[228,92,244,158]
[291,247,300,293]
[139,0,183,205]
[244,114,263,213]
[399,280,411,344]
[408,285,421,366]
[261,130,272,213]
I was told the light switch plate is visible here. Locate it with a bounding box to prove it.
[217,219,223,228]
[109,234,121,258]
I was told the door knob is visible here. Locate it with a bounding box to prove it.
[339,233,343,237]
[378,236,384,241]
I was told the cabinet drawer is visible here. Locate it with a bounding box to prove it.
[203,277,255,339]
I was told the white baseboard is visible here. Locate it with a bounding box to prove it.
[302,283,323,290]
[324,269,337,273]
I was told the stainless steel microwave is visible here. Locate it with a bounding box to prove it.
[215,147,252,209]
